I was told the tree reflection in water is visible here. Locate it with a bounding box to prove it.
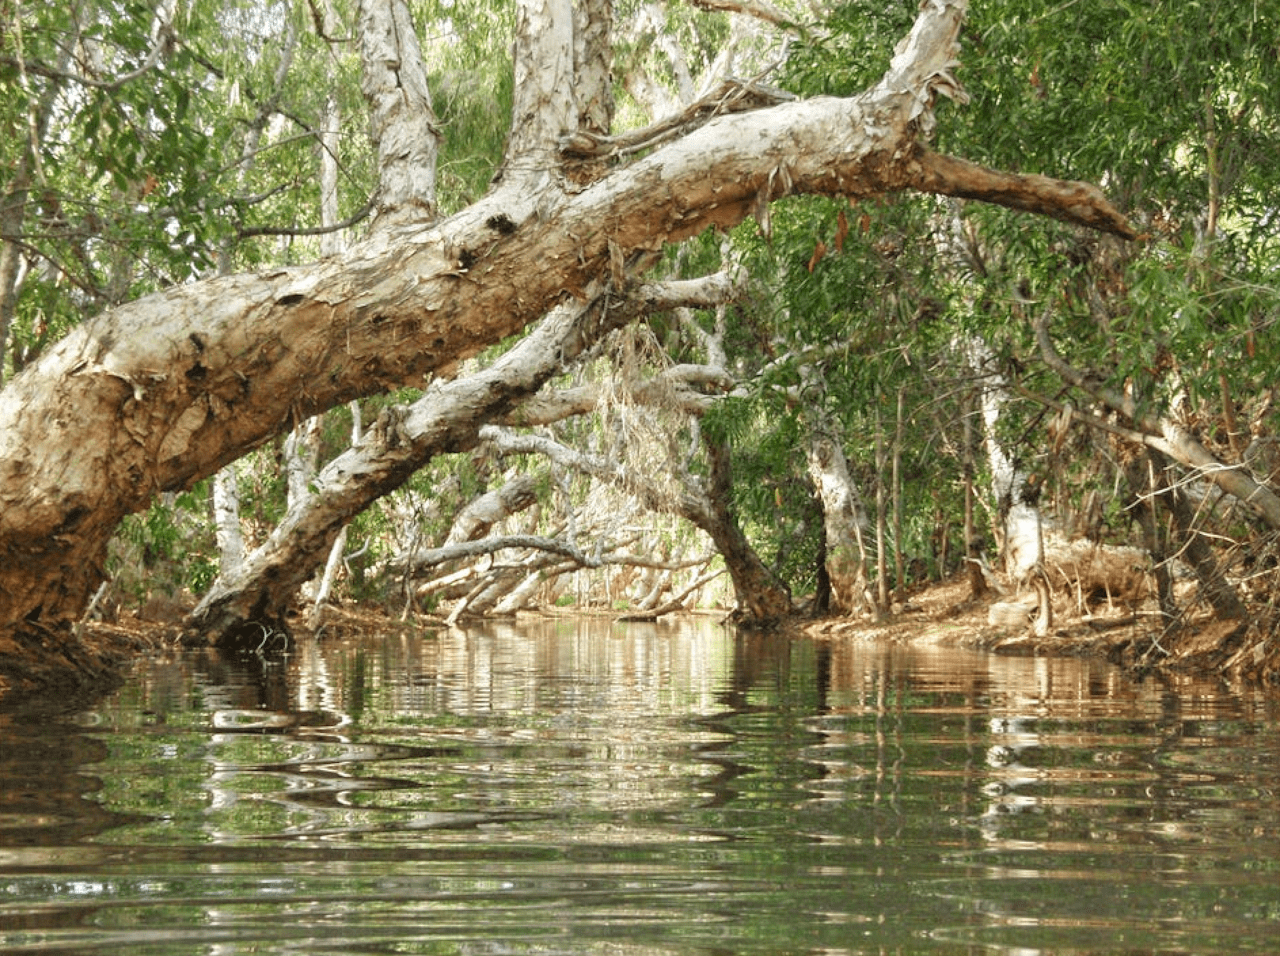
[0,617,1277,955]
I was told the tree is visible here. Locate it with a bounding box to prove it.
[939,0,1280,653]
[733,0,1280,664]
[0,0,1134,694]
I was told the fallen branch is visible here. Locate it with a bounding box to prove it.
[615,565,726,621]
[1032,310,1280,528]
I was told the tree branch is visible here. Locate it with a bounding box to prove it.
[615,564,725,620]
[560,75,794,160]
[402,534,603,570]
[1032,310,1280,528]
[398,532,714,575]
[236,200,374,238]
[908,149,1137,239]
[684,0,798,30]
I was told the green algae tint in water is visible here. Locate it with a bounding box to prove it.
[1,617,1278,954]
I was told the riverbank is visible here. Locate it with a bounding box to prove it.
[3,575,1277,707]
[804,575,1280,687]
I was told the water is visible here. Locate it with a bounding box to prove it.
[1,616,1277,955]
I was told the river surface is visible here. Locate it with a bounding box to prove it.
[1,616,1278,955]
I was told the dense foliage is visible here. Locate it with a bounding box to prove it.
[3,0,1278,657]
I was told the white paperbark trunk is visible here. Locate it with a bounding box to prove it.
[805,430,874,616]
[359,0,439,226]
[307,403,363,625]
[212,465,245,578]
[960,334,1045,580]
[0,0,1135,668]
[491,569,547,615]
[183,298,595,641]
[499,0,576,190]
[305,22,356,624]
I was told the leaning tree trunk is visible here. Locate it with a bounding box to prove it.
[1120,446,1178,627]
[0,0,1135,691]
[703,436,792,624]
[1163,467,1246,622]
[180,272,735,645]
[443,475,542,546]
[182,298,603,643]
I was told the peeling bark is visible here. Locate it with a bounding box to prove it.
[212,465,245,578]
[181,269,740,644]
[959,333,1046,582]
[0,0,1135,688]
[359,0,440,226]
[182,297,606,643]
[445,475,542,545]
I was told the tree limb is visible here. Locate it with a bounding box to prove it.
[237,200,375,238]
[908,149,1137,239]
[684,0,798,30]
[399,533,715,576]
[1032,310,1280,528]
[615,564,725,621]
[560,75,795,159]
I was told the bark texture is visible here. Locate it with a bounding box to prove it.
[0,0,1135,690]
[703,435,792,624]
[181,297,605,643]
[179,271,732,645]
[360,0,440,226]
[805,428,873,616]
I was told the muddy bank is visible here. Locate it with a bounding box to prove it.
[805,576,1280,688]
[0,621,165,710]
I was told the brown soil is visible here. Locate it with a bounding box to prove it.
[803,575,1280,688]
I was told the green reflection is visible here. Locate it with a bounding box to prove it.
[0,619,1277,955]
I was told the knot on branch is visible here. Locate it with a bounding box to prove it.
[371,403,411,449]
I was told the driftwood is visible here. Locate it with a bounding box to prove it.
[987,536,1148,633]
[1042,536,1149,611]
